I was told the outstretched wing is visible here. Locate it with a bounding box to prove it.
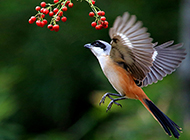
[109,12,154,81]
[141,41,186,87]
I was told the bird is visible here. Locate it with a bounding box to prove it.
[84,12,186,138]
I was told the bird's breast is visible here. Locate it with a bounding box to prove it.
[98,56,140,99]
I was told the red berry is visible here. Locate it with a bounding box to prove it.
[95,25,101,30]
[91,22,97,27]
[53,8,59,14]
[96,24,103,30]
[99,24,103,29]
[41,2,46,7]
[58,11,63,17]
[102,21,109,29]
[44,9,49,15]
[91,0,95,5]
[40,21,45,27]
[42,9,47,14]
[36,20,41,27]
[53,24,59,32]
[89,12,94,17]
[42,19,48,25]
[62,6,67,12]
[41,8,47,14]
[98,20,102,25]
[40,8,44,13]
[56,16,61,21]
[35,6,41,11]
[97,11,102,16]
[103,20,108,25]
[28,16,36,24]
[48,24,53,29]
[103,24,108,29]
[100,16,106,21]
[48,24,54,31]
[61,16,67,22]
[28,18,34,24]
[54,0,59,3]
[49,11,54,17]
[41,14,45,18]
[68,3,73,8]
[65,1,70,6]
[31,16,36,22]
[97,11,105,16]
[101,11,105,16]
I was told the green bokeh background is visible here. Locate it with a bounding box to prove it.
[0,0,189,139]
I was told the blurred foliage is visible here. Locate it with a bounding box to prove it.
[0,0,189,140]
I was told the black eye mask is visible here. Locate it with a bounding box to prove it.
[91,40,106,50]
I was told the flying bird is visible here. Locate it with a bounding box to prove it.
[84,12,186,138]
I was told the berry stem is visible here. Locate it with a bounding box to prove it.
[50,0,69,25]
[85,0,103,22]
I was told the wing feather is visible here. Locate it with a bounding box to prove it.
[128,27,148,38]
[142,41,186,87]
[109,12,154,81]
[124,21,143,35]
[109,12,186,85]
[121,15,137,33]
[130,33,151,40]
[131,38,153,44]
[112,17,122,30]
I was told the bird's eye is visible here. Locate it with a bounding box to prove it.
[91,41,99,47]
[91,41,106,50]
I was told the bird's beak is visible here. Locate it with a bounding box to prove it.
[84,43,91,49]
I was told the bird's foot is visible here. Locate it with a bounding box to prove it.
[99,92,127,111]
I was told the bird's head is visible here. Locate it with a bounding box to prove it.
[84,40,112,57]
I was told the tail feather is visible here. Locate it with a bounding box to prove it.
[139,98,182,139]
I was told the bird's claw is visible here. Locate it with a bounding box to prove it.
[99,93,109,106]
[106,100,122,112]
[99,92,126,111]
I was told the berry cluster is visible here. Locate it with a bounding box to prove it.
[87,0,108,30]
[29,0,73,32]
[29,0,108,31]
[89,11,108,30]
